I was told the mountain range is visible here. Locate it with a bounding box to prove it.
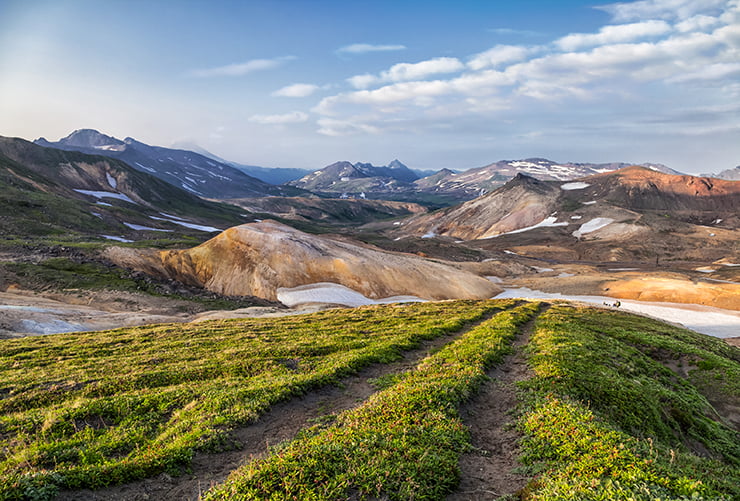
[35,129,305,199]
[397,166,739,267]
[0,135,248,241]
[289,157,685,203]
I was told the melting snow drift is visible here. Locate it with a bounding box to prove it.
[277,283,424,308]
[560,182,591,190]
[494,287,740,338]
[573,218,614,238]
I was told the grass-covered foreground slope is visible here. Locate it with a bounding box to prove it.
[518,304,740,500]
[203,302,540,500]
[0,300,738,500]
[0,300,503,499]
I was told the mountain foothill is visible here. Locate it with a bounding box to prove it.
[0,128,738,333]
[1,128,739,500]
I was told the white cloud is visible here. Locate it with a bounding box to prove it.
[189,56,294,78]
[336,43,407,55]
[676,14,721,32]
[249,111,309,124]
[596,0,727,22]
[272,83,320,97]
[555,20,671,51]
[316,118,380,136]
[348,57,464,89]
[468,45,531,70]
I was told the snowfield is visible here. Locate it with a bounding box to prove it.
[573,217,614,238]
[101,235,134,243]
[149,216,222,233]
[494,287,740,338]
[277,283,424,308]
[560,182,591,190]
[482,216,568,239]
[74,189,136,204]
[123,222,173,232]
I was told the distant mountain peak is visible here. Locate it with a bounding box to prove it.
[59,129,124,149]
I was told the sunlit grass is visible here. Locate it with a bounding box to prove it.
[517,304,740,500]
[0,300,506,499]
[203,302,540,500]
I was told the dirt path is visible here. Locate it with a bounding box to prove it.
[56,309,507,501]
[447,306,544,501]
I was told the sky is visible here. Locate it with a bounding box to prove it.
[0,0,738,175]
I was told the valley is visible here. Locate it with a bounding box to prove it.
[0,131,738,500]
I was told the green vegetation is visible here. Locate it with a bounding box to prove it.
[0,300,737,500]
[517,304,740,500]
[203,302,539,500]
[0,139,246,246]
[0,300,502,499]
[0,257,254,310]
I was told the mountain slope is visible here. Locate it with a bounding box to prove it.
[403,174,563,240]
[0,136,248,241]
[402,167,740,241]
[170,141,312,184]
[288,159,418,194]
[704,166,740,181]
[106,220,500,301]
[413,158,683,199]
[35,129,305,199]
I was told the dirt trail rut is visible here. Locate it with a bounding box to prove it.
[56,309,508,501]
[447,305,545,501]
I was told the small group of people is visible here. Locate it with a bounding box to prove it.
[603,300,621,308]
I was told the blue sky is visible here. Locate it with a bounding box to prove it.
[0,0,738,174]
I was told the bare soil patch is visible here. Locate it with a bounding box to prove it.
[447,307,544,501]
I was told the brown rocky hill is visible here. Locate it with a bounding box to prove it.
[584,166,740,212]
[400,167,740,241]
[400,174,563,240]
[106,221,500,302]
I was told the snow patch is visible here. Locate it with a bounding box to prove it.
[695,268,716,273]
[421,231,436,239]
[571,215,582,220]
[486,276,504,283]
[159,212,188,221]
[134,162,156,173]
[573,218,614,238]
[74,189,136,204]
[149,216,222,233]
[609,268,639,271]
[18,319,84,335]
[533,266,554,273]
[123,223,173,232]
[494,287,740,338]
[105,173,117,189]
[277,283,424,308]
[181,183,202,195]
[483,216,568,239]
[560,182,590,190]
[101,235,134,243]
[583,201,597,205]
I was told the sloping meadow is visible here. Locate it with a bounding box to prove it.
[0,300,738,500]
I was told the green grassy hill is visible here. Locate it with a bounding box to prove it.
[0,300,737,500]
[0,136,248,247]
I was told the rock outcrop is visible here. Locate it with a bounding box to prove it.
[106,221,501,302]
